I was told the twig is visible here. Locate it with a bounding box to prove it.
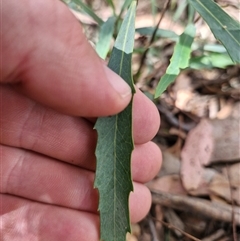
[151,190,240,225]
[135,0,171,79]
[148,216,160,241]
[150,215,201,241]
[226,165,237,241]
[202,229,225,241]
[157,104,197,131]
[191,70,238,90]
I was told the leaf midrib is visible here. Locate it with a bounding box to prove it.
[196,0,240,46]
[113,115,118,239]
[113,4,135,239]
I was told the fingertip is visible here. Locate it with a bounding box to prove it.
[103,65,132,100]
[132,142,162,183]
[133,90,160,144]
[129,183,152,223]
[2,0,132,118]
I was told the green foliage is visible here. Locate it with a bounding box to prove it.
[94,2,136,241]
[119,0,133,16]
[96,16,116,59]
[173,0,188,21]
[189,53,234,69]
[188,0,240,63]
[62,0,240,239]
[105,0,116,15]
[136,27,179,40]
[65,0,104,25]
[155,23,196,97]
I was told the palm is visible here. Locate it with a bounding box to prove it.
[1,0,161,240]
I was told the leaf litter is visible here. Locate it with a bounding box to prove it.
[71,0,240,240]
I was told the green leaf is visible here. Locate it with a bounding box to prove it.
[203,44,228,53]
[173,0,188,22]
[70,0,104,25]
[151,0,157,24]
[188,0,240,63]
[94,2,136,241]
[192,43,229,53]
[155,23,196,98]
[96,16,116,59]
[105,0,116,15]
[120,0,133,15]
[115,0,133,34]
[136,27,179,41]
[189,53,234,69]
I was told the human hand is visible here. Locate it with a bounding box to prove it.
[1,0,162,240]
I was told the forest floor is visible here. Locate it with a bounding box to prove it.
[73,0,240,240]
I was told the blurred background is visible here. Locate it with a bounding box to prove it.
[64,0,240,240]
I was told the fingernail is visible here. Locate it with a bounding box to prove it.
[104,65,132,98]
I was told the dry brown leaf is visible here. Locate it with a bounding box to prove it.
[209,173,231,203]
[189,168,217,196]
[210,117,240,162]
[158,151,181,177]
[175,91,218,118]
[181,119,214,191]
[232,188,240,206]
[126,233,138,241]
[232,101,240,119]
[147,175,187,195]
[222,163,240,187]
[127,224,141,241]
[172,73,193,92]
[217,98,234,119]
[208,97,219,119]
[209,193,230,205]
[223,163,240,205]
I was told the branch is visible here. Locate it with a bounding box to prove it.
[151,190,240,225]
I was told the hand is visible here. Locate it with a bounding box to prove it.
[1,0,162,240]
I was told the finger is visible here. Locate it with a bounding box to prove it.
[86,88,161,143]
[2,145,152,220]
[2,191,148,241]
[1,85,97,171]
[1,194,99,241]
[132,89,160,144]
[2,0,131,117]
[1,86,161,170]
[129,183,152,223]
[132,142,162,183]
[2,145,98,213]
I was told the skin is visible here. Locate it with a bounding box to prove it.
[1,0,162,240]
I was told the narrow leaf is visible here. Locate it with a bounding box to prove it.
[70,0,104,25]
[120,0,133,14]
[94,2,136,241]
[96,16,116,59]
[136,27,179,41]
[173,0,188,22]
[155,23,196,98]
[189,53,234,69]
[188,0,240,63]
[203,44,228,53]
[105,0,116,15]
[151,0,157,24]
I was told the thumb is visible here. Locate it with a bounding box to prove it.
[1,0,132,117]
